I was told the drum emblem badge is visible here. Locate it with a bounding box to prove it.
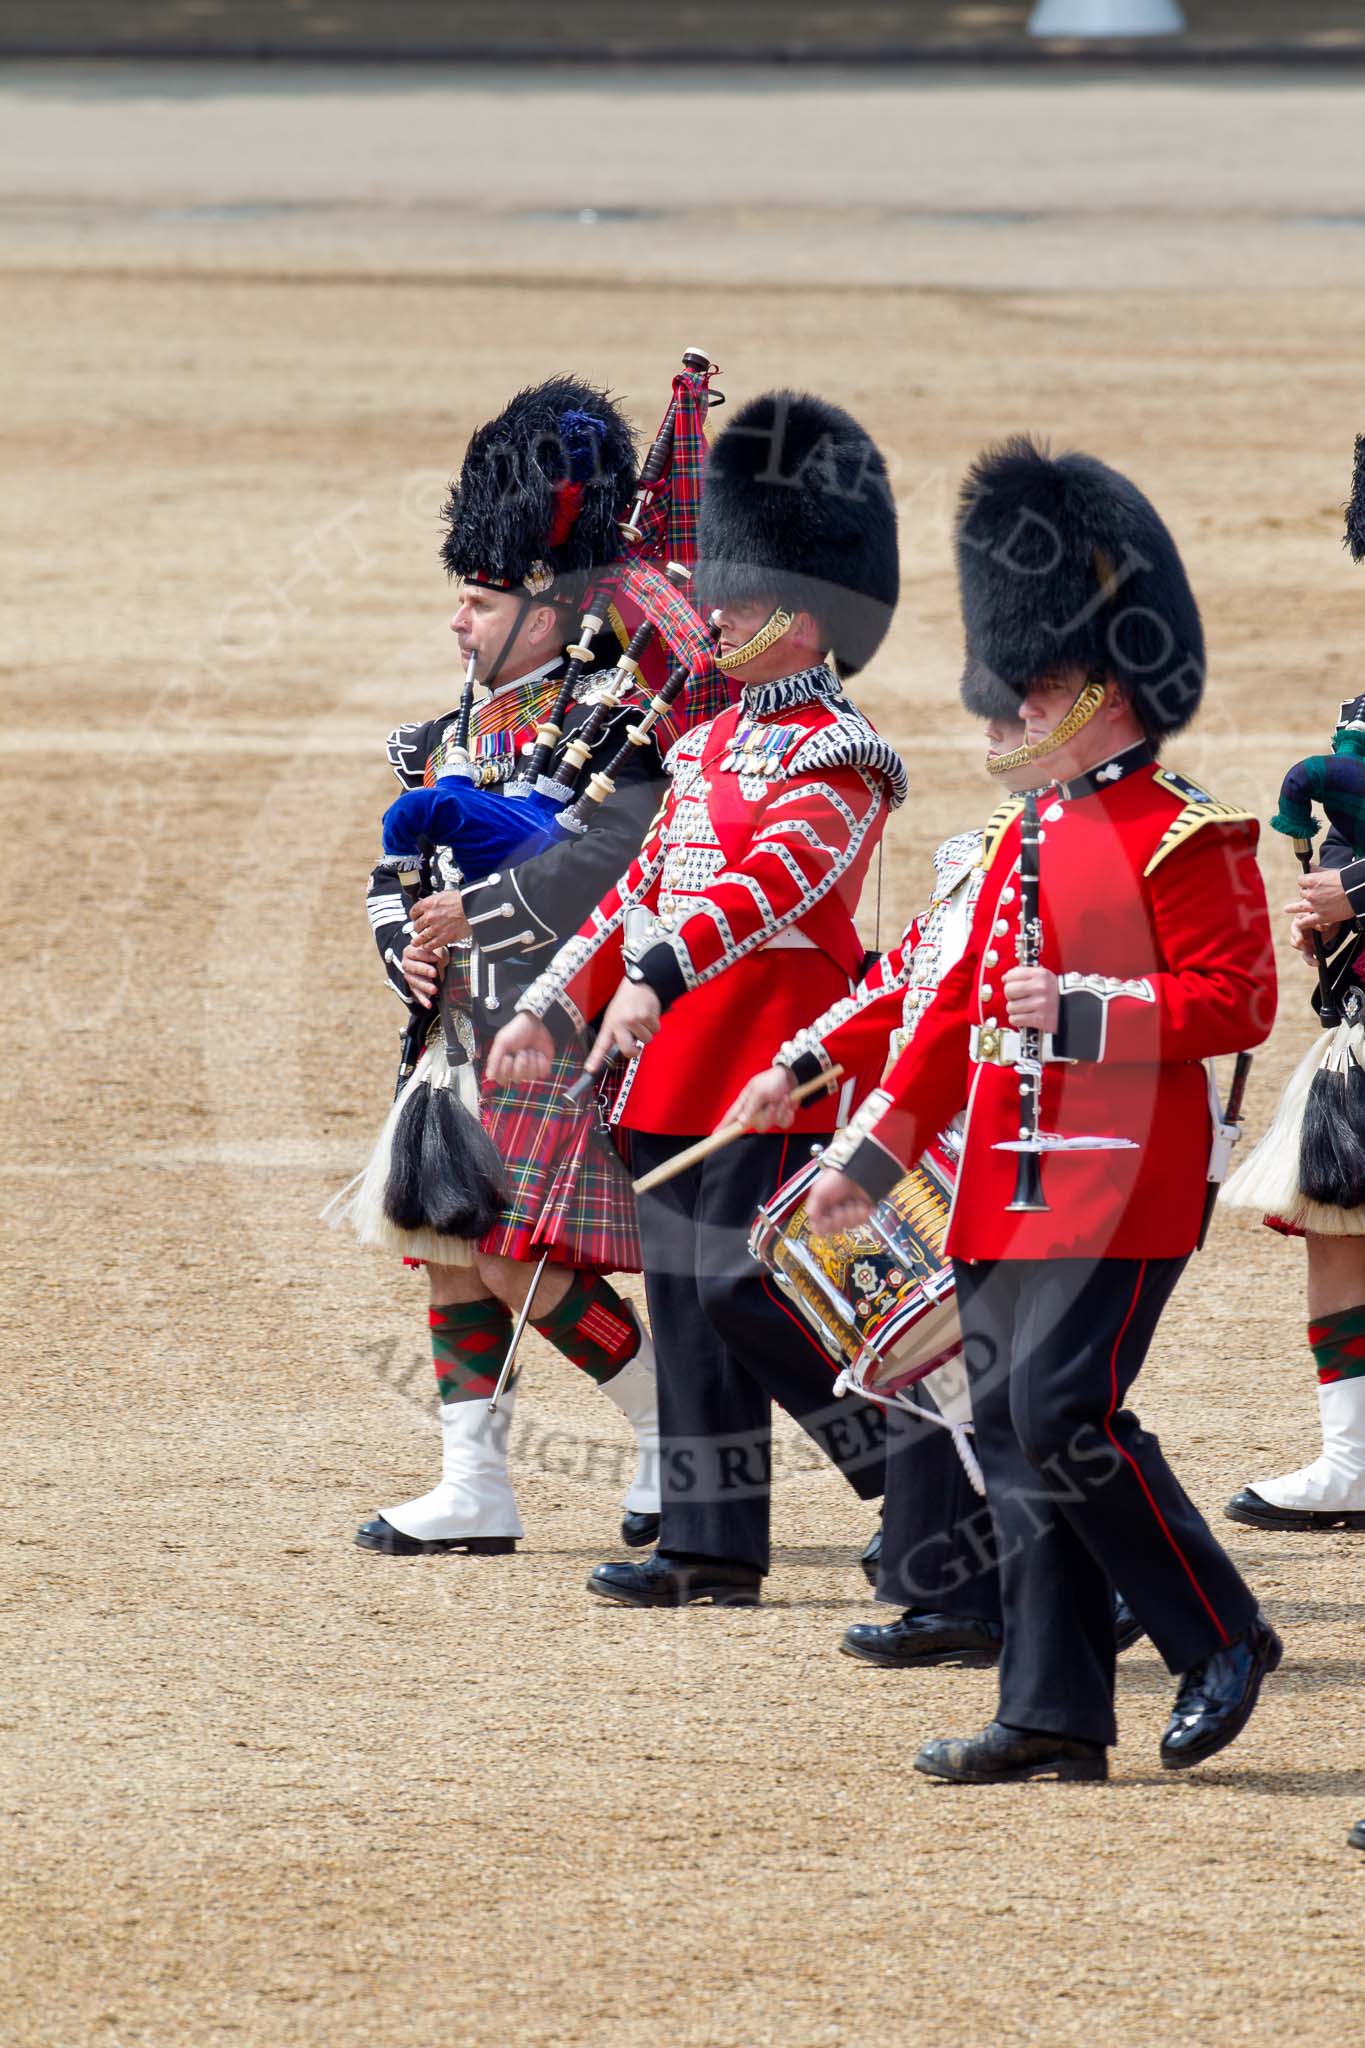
[851,1259,879,1299]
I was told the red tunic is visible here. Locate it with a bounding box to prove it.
[835,753,1277,1262]
[773,827,987,1109]
[518,665,906,1137]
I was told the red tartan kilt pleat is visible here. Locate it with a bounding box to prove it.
[476,1047,641,1272]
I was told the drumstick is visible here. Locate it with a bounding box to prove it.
[631,1067,846,1196]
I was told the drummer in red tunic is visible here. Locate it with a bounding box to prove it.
[801,438,1281,1782]
[729,710,1050,1668]
[487,390,904,1605]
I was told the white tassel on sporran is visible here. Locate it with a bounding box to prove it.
[1224,1018,1365,1236]
[320,1037,482,1266]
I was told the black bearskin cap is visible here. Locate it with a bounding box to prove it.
[956,437,1205,740]
[440,376,637,598]
[1346,435,1365,564]
[692,390,899,677]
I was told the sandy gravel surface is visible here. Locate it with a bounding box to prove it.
[6,59,1365,300]
[2,62,1362,2048]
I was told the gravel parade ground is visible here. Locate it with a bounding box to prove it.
[2,54,1362,2048]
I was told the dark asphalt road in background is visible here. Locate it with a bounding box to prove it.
[3,1,1365,61]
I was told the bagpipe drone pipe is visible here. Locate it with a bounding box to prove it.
[1269,728,1365,1209]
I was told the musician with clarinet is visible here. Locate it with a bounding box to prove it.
[804,439,1282,1782]
[346,369,728,1562]
[728,707,1078,1672]
[486,391,904,1607]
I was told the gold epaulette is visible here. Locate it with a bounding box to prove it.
[1145,767,1257,876]
[979,796,1026,870]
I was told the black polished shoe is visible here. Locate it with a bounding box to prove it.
[860,1527,883,1588]
[1114,1591,1144,1654]
[588,1550,762,1608]
[1224,1486,1365,1532]
[915,1719,1108,1785]
[842,1610,1002,1669]
[1349,1818,1365,1852]
[1160,1616,1283,1771]
[354,1515,516,1557]
[620,1510,661,1549]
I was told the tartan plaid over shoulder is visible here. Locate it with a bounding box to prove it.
[634,366,709,569]
[590,362,735,750]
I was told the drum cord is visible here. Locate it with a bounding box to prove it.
[832,1368,985,1496]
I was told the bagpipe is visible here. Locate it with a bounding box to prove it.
[1266,719,1365,1210]
[354,604,723,1261]
[1222,448,1365,1226]
[378,560,711,877]
[329,351,728,1263]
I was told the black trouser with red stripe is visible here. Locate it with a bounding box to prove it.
[955,1255,1258,1748]
[628,1130,887,1575]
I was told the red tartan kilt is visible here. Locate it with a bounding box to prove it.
[476,1045,641,1272]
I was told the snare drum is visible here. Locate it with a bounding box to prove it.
[749,1133,967,1422]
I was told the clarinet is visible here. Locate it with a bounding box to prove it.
[1005,791,1050,1214]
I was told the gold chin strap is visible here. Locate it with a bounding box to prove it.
[716,607,794,673]
[985,679,1107,778]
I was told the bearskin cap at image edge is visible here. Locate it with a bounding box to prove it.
[1346,434,1365,564]
[440,376,637,596]
[956,436,1205,740]
[691,389,899,677]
